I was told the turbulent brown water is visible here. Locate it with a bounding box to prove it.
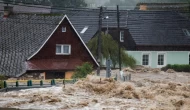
[0,71,190,110]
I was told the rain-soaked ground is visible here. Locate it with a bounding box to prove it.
[0,70,190,110]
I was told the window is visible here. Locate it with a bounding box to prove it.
[56,44,71,55]
[63,45,70,54]
[120,31,124,42]
[56,45,62,53]
[62,27,66,32]
[142,54,149,66]
[80,26,89,34]
[182,29,190,36]
[158,54,165,66]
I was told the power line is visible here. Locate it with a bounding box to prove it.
[0,1,93,10]
[0,1,190,11]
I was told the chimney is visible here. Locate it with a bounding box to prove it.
[3,6,13,18]
[139,4,147,10]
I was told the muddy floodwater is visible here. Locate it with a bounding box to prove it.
[0,71,190,110]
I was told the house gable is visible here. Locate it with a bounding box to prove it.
[26,15,99,71]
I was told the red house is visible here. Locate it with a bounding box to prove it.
[0,14,99,79]
[26,15,99,79]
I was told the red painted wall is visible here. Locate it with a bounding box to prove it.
[29,18,97,69]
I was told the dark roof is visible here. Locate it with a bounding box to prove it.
[1,9,190,76]
[101,10,190,45]
[0,3,51,13]
[0,14,62,76]
[0,10,99,77]
[66,10,99,43]
[127,10,190,45]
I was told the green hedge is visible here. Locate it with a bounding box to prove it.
[0,75,6,89]
[161,64,190,72]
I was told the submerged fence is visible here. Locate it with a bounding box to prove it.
[0,78,79,92]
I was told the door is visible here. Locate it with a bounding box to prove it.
[45,72,65,79]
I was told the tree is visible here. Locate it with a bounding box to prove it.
[3,0,87,8]
[0,75,6,89]
[50,0,87,8]
[2,0,12,4]
[72,62,93,79]
[87,32,136,68]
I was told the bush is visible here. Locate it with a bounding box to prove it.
[0,80,3,89]
[0,75,6,89]
[72,62,93,79]
[0,75,6,80]
[161,64,190,72]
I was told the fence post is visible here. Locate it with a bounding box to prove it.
[63,79,65,88]
[51,79,53,85]
[114,77,117,81]
[16,81,19,87]
[51,79,55,85]
[4,81,7,88]
[40,80,43,86]
[27,80,29,86]
[31,80,33,86]
[129,74,131,81]
[73,78,77,83]
[53,79,55,85]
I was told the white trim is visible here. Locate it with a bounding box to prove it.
[62,27,66,32]
[56,44,71,55]
[141,52,151,67]
[120,31,124,42]
[27,15,99,67]
[157,52,167,68]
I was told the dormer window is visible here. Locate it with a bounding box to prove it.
[62,27,66,32]
[120,31,124,42]
[80,26,89,34]
[182,29,190,36]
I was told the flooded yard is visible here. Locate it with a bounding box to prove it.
[0,70,190,110]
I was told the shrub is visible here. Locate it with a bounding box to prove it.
[161,64,190,72]
[0,75,6,80]
[0,80,3,89]
[0,75,6,89]
[72,62,93,79]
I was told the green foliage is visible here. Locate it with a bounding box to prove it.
[3,0,87,7]
[0,75,6,80]
[72,62,93,79]
[0,75,6,89]
[50,0,87,8]
[87,32,136,68]
[0,81,3,89]
[161,64,190,72]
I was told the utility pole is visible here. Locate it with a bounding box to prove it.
[117,5,121,71]
[97,6,103,76]
[189,2,190,18]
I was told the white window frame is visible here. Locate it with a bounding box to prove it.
[182,29,190,36]
[62,27,66,32]
[157,52,166,68]
[142,52,151,67]
[56,44,71,55]
[80,26,89,34]
[120,31,124,42]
